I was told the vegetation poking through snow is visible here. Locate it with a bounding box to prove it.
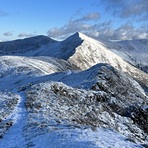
[0,91,20,138]
[25,79,147,143]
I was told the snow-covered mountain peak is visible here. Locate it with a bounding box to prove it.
[74,32,90,40]
[64,32,83,42]
[65,32,94,43]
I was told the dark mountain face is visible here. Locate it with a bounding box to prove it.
[0,35,56,55]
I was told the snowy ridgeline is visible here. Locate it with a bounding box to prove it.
[0,32,148,147]
[0,62,148,147]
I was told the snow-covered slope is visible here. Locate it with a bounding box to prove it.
[0,63,147,147]
[118,39,148,73]
[0,56,76,76]
[68,32,135,72]
[0,56,78,90]
[103,39,148,73]
[21,32,83,59]
[64,33,148,92]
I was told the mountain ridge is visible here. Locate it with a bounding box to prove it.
[0,32,147,91]
[1,32,147,67]
[0,35,56,55]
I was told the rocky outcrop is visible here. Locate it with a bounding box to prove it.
[25,65,148,144]
[0,91,20,138]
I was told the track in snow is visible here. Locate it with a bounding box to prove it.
[0,91,27,148]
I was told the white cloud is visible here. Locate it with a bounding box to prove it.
[18,33,36,38]
[47,21,92,39]
[47,19,148,40]
[0,10,8,17]
[3,32,13,36]
[47,12,101,39]
[103,0,148,20]
[47,4,148,41]
[75,12,100,22]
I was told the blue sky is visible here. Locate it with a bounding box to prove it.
[0,0,148,41]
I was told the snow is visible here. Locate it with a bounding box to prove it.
[30,128,142,148]
[78,128,143,148]
[0,62,146,147]
[68,33,146,74]
[0,92,27,148]
[0,33,147,74]
[101,38,148,73]
[0,56,71,77]
[24,73,147,143]
[116,39,148,66]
